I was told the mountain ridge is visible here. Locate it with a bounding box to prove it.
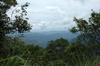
[9,31,77,47]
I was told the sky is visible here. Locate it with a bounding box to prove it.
[16,0,100,32]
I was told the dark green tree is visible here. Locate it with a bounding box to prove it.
[0,0,31,39]
[25,45,44,65]
[70,10,100,56]
[46,38,69,51]
[0,37,27,64]
[45,38,69,62]
[70,10,100,44]
[0,0,31,62]
[64,42,89,65]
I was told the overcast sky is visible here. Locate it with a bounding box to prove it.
[16,0,100,32]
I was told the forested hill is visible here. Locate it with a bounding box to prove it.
[9,31,77,47]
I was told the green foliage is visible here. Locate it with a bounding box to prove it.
[0,37,28,61]
[44,38,69,62]
[0,0,31,39]
[25,45,45,65]
[1,56,30,66]
[46,38,69,52]
[0,0,31,64]
[68,56,100,66]
[0,36,100,66]
[0,37,27,65]
[70,10,100,57]
[70,10,100,44]
[46,60,66,66]
[64,43,90,65]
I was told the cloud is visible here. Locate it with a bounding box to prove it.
[45,6,66,15]
[16,0,100,32]
[31,17,75,31]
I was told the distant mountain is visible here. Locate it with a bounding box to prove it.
[8,31,78,47]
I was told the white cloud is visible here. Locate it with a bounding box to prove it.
[16,0,100,32]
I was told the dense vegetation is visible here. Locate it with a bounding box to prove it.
[0,37,100,66]
[0,0,100,66]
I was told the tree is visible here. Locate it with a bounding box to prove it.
[25,45,44,65]
[65,43,88,64]
[46,38,69,52]
[70,10,100,44]
[0,37,27,59]
[0,0,31,62]
[45,38,69,62]
[0,0,31,39]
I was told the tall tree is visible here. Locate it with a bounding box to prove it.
[70,10,100,45]
[0,0,31,39]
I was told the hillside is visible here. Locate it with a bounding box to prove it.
[9,31,77,47]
